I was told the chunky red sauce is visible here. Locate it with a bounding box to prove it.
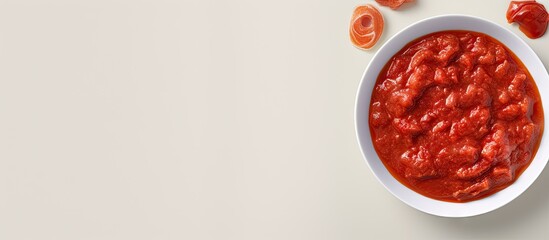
[369,31,544,202]
[506,0,549,39]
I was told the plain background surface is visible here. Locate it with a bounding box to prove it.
[0,0,548,239]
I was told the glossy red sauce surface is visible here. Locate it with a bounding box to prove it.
[506,0,549,39]
[369,31,544,202]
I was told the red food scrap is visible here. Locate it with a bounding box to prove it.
[376,0,414,10]
[349,4,384,50]
[507,0,549,39]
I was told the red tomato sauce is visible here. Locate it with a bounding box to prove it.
[369,31,544,202]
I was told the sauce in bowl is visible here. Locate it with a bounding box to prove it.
[369,31,544,202]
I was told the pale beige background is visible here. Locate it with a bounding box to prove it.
[0,0,548,239]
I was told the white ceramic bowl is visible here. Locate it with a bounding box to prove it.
[355,15,549,217]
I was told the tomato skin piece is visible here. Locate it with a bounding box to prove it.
[507,0,549,39]
[376,0,413,10]
[349,4,384,50]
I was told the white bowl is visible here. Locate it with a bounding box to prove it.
[355,15,549,217]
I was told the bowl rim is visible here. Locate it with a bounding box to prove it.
[354,14,549,218]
